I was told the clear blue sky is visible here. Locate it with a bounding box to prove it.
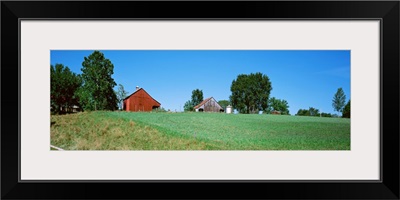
[51,50,350,115]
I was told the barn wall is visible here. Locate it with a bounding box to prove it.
[124,89,160,112]
[203,98,223,112]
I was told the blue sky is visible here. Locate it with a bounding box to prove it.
[51,50,350,115]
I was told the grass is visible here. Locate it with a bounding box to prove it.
[50,111,350,150]
[51,111,208,150]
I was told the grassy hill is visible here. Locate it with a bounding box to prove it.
[50,111,350,150]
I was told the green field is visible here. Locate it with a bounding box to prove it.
[50,111,350,150]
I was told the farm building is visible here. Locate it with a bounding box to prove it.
[194,97,224,112]
[51,105,80,113]
[123,86,161,112]
[271,110,281,115]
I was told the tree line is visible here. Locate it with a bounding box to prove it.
[184,72,349,118]
[295,88,350,118]
[51,51,127,114]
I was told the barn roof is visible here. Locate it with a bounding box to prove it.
[123,88,161,105]
[194,97,222,109]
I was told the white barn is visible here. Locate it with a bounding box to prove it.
[193,97,224,112]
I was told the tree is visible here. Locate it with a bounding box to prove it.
[332,87,346,116]
[115,84,128,110]
[296,109,310,116]
[78,51,118,111]
[308,107,320,116]
[296,107,322,117]
[191,89,204,106]
[342,100,351,118]
[230,72,272,114]
[184,100,194,112]
[183,89,204,112]
[50,64,82,114]
[218,100,231,111]
[268,97,290,115]
[321,112,332,117]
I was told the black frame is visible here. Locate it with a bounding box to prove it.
[2,1,399,199]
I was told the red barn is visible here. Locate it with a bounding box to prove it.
[123,87,161,112]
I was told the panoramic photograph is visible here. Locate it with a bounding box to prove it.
[50,50,350,150]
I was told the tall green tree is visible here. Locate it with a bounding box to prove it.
[342,100,351,118]
[230,72,272,114]
[115,84,128,110]
[268,97,290,115]
[50,64,82,114]
[78,51,118,111]
[191,89,204,106]
[332,87,346,116]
